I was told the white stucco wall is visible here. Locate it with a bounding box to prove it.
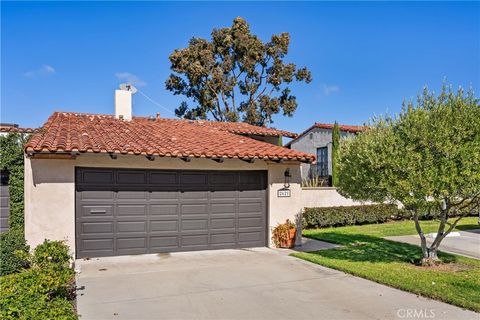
[24,153,307,256]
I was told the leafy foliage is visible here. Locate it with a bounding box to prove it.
[0,240,77,320]
[337,84,480,262]
[32,239,71,270]
[0,133,28,229]
[166,17,312,126]
[0,228,30,276]
[302,204,408,229]
[331,122,340,186]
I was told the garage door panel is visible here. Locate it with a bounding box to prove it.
[117,171,147,185]
[79,191,114,200]
[238,217,263,228]
[210,203,235,214]
[181,219,208,231]
[150,220,178,232]
[81,221,114,234]
[116,191,148,200]
[211,218,235,229]
[239,190,265,199]
[150,191,179,200]
[181,204,207,214]
[238,202,263,213]
[81,238,114,251]
[117,221,147,233]
[181,234,209,246]
[117,205,147,216]
[150,236,178,248]
[180,191,208,200]
[210,190,236,199]
[180,173,207,185]
[150,204,178,215]
[76,168,267,258]
[238,231,263,243]
[211,233,235,245]
[117,237,146,250]
[80,205,113,217]
[78,169,114,185]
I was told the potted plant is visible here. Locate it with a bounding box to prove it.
[272,219,297,248]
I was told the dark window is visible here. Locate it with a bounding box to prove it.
[316,147,328,177]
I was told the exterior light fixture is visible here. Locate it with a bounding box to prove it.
[284,168,291,188]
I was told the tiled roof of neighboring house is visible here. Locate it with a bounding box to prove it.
[25,112,314,163]
[0,126,36,133]
[285,122,365,147]
[312,123,364,133]
[197,120,297,138]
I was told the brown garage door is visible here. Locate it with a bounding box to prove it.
[75,168,267,258]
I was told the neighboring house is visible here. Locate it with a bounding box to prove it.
[24,88,316,258]
[286,123,364,184]
[0,124,34,233]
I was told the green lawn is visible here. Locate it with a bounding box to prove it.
[293,217,480,312]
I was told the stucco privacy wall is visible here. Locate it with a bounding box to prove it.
[24,154,305,256]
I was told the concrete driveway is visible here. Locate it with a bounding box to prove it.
[75,248,477,320]
[387,229,480,259]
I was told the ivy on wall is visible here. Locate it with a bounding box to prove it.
[0,133,28,230]
[331,122,340,187]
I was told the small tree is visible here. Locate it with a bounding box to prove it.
[337,85,480,265]
[165,17,312,126]
[331,122,340,186]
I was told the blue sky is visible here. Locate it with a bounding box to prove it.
[1,1,479,134]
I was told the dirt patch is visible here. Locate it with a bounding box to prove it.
[412,262,474,272]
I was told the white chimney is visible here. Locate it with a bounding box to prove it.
[115,89,132,121]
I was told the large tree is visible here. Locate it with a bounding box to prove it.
[337,85,480,265]
[165,17,312,126]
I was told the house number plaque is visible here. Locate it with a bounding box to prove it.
[277,188,291,198]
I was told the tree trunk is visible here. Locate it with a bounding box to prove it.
[412,209,441,265]
[421,246,440,266]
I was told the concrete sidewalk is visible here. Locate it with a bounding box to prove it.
[386,229,480,259]
[75,248,478,320]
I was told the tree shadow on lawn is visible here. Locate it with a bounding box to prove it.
[454,224,480,232]
[304,233,458,265]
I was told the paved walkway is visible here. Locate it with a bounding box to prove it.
[387,229,480,259]
[75,247,477,320]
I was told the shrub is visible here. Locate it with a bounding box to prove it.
[0,267,76,320]
[0,240,77,320]
[33,239,71,269]
[0,228,30,276]
[302,204,409,229]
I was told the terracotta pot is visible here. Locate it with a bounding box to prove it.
[280,228,297,248]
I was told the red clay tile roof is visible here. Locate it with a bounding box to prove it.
[25,112,314,163]
[312,123,364,133]
[0,126,36,133]
[196,120,297,138]
[285,122,365,147]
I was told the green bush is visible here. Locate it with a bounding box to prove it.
[33,239,71,269]
[302,204,409,229]
[0,228,30,276]
[0,240,77,320]
[0,267,76,319]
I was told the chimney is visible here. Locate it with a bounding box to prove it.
[115,89,132,121]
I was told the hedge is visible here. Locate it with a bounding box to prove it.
[302,204,409,229]
[0,240,77,320]
[0,228,30,276]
